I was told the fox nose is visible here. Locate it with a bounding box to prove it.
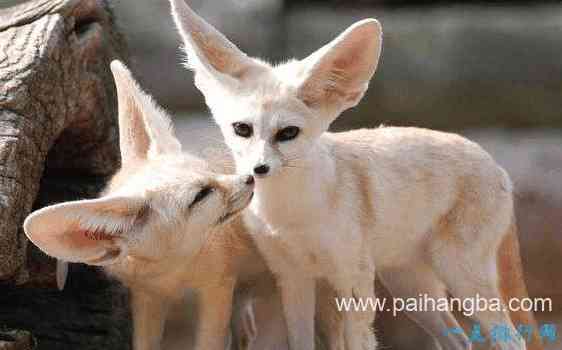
[244,175,255,185]
[253,164,270,176]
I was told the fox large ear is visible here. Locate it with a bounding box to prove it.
[170,0,262,88]
[110,60,181,166]
[296,19,382,118]
[23,196,147,266]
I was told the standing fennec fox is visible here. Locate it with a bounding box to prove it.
[23,60,262,350]
[170,0,541,349]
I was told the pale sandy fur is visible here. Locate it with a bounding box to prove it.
[23,61,267,350]
[24,60,343,350]
[169,0,541,348]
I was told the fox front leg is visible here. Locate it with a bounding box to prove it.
[345,263,378,350]
[131,289,170,350]
[195,280,236,350]
[279,275,316,350]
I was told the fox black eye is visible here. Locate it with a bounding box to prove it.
[190,186,213,208]
[232,122,253,138]
[275,126,300,142]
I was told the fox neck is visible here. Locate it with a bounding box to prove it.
[248,140,337,226]
[106,225,212,284]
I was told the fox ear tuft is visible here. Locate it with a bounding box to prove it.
[169,0,261,87]
[296,19,382,118]
[24,196,147,266]
[110,60,181,165]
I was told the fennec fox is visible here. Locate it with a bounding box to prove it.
[170,1,541,349]
[24,61,342,350]
[24,60,260,350]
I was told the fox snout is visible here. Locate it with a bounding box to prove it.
[244,175,255,185]
[235,140,283,179]
[220,174,255,195]
[216,174,255,225]
[249,158,283,179]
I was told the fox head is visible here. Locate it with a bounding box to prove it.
[170,0,382,179]
[23,61,254,268]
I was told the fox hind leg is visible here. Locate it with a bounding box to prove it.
[379,263,471,350]
[431,241,527,350]
[428,179,533,350]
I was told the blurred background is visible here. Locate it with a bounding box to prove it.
[113,0,561,349]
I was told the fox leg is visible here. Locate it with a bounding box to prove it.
[279,274,316,350]
[432,244,527,350]
[338,286,363,350]
[353,263,378,350]
[379,263,471,350]
[195,279,236,350]
[230,296,258,350]
[337,264,378,350]
[131,288,170,350]
[316,280,345,350]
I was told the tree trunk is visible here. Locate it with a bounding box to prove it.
[0,330,34,350]
[0,0,131,349]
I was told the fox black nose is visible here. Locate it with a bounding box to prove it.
[253,164,270,176]
[244,175,255,185]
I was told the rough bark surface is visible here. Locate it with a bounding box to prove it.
[0,1,131,349]
[0,0,122,282]
[0,330,34,350]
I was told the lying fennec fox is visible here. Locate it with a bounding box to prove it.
[23,60,263,350]
[23,60,342,350]
[170,0,541,349]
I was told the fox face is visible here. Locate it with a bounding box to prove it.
[170,0,382,179]
[214,93,322,179]
[23,61,254,269]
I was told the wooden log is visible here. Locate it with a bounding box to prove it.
[0,1,131,349]
[0,0,123,282]
[0,330,34,350]
[0,265,131,350]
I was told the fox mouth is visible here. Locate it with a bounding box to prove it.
[216,190,254,225]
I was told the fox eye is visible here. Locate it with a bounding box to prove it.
[232,122,253,138]
[190,186,213,208]
[275,126,300,142]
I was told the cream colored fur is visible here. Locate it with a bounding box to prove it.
[170,1,540,349]
[24,60,344,350]
[24,61,263,350]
